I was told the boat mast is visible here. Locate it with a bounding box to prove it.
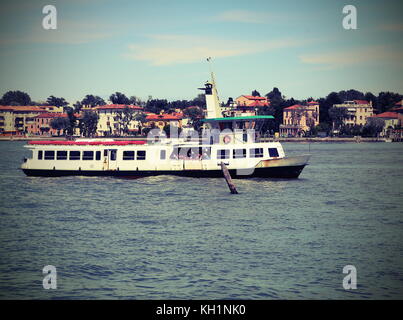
[200,57,223,119]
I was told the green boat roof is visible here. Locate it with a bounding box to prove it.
[201,115,274,122]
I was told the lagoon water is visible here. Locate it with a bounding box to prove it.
[0,141,402,299]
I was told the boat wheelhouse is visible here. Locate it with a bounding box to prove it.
[21,71,310,179]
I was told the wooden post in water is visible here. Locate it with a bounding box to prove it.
[220,162,238,194]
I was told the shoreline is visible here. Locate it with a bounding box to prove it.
[0,136,397,143]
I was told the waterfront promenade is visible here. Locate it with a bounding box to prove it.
[0,136,395,143]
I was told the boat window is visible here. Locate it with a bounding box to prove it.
[233,149,246,159]
[170,148,180,160]
[201,147,211,160]
[57,151,68,160]
[104,150,108,157]
[160,150,166,160]
[83,151,94,160]
[217,149,230,159]
[69,151,80,160]
[243,133,248,142]
[123,151,135,160]
[250,148,264,158]
[268,148,279,157]
[96,151,101,161]
[44,151,55,160]
[38,150,43,160]
[110,149,117,161]
[137,150,146,160]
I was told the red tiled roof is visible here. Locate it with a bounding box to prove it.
[308,101,318,104]
[284,104,304,110]
[28,140,147,146]
[242,95,267,100]
[35,113,68,119]
[35,113,81,119]
[373,112,398,119]
[248,100,269,107]
[353,100,369,105]
[95,104,143,110]
[0,106,48,112]
[395,100,402,106]
[0,106,14,111]
[146,114,182,121]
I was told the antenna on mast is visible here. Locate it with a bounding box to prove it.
[206,57,216,87]
[199,57,223,118]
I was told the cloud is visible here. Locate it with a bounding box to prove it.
[299,46,403,69]
[28,20,114,44]
[0,19,122,46]
[214,10,272,24]
[125,34,308,66]
[379,23,403,32]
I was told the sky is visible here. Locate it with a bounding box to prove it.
[0,0,402,105]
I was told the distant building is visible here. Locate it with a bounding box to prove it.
[224,95,270,117]
[0,106,49,135]
[367,111,399,137]
[94,104,143,136]
[145,112,183,130]
[333,100,374,126]
[28,113,69,136]
[394,106,403,124]
[280,101,320,137]
[235,95,269,107]
[394,107,403,139]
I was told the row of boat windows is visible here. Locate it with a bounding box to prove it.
[170,147,279,160]
[36,147,279,161]
[37,150,147,161]
[217,148,279,159]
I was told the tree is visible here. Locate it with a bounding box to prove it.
[109,92,130,105]
[50,117,70,136]
[115,106,136,135]
[65,107,77,137]
[79,111,99,137]
[362,118,385,137]
[261,87,285,132]
[319,92,342,127]
[184,106,204,131]
[314,122,331,135]
[81,95,105,108]
[252,90,260,97]
[47,95,68,108]
[377,92,402,113]
[337,89,365,102]
[339,124,362,136]
[169,100,192,110]
[129,95,144,106]
[328,106,349,132]
[266,87,282,100]
[190,94,206,109]
[0,90,31,106]
[135,112,148,135]
[145,99,168,114]
[364,92,377,108]
[73,101,83,113]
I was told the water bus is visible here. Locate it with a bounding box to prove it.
[21,74,310,178]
